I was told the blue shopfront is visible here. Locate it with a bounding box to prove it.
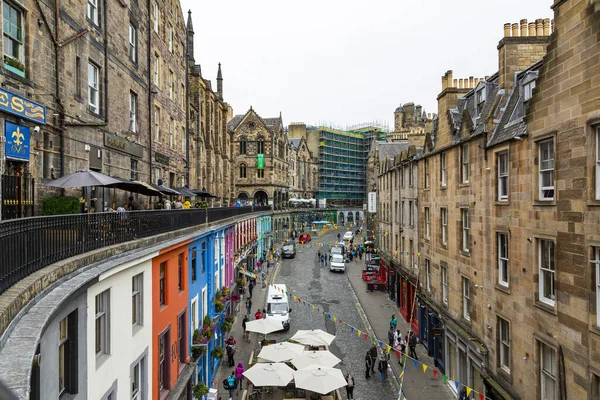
[417,295,445,373]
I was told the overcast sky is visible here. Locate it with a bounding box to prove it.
[181,0,553,130]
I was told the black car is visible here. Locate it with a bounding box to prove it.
[282,243,296,258]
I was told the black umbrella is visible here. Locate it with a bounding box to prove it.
[106,177,162,196]
[47,169,121,188]
[151,184,181,196]
[192,189,217,198]
[177,187,197,197]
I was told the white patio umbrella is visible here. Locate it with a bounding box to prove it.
[245,318,283,335]
[290,329,336,346]
[242,362,294,387]
[291,350,341,370]
[293,365,347,395]
[258,342,305,362]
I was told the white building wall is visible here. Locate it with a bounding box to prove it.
[86,255,155,399]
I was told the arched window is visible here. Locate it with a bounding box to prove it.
[239,137,247,155]
[257,137,265,154]
[239,163,247,178]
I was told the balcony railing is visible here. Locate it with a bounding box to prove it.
[0,206,272,295]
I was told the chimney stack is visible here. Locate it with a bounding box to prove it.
[453,79,458,87]
[520,19,528,36]
[469,76,474,88]
[543,18,550,36]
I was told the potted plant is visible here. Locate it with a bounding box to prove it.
[220,322,231,332]
[211,346,225,359]
[192,382,210,399]
[222,286,230,296]
[191,346,205,358]
[236,277,245,286]
[215,301,225,312]
[225,314,235,324]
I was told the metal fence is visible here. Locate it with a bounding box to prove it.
[0,205,272,295]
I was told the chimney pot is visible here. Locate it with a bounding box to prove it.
[543,18,550,36]
[453,79,458,88]
[427,113,432,119]
[528,22,535,37]
[475,78,479,86]
[536,19,543,36]
[469,76,474,88]
[485,75,489,80]
[504,23,511,37]
[520,19,528,36]
[512,23,519,37]
[459,78,463,88]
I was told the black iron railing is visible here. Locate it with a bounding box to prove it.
[0,206,272,295]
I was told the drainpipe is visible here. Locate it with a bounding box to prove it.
[147,0,153,185]
[184,24,190,186]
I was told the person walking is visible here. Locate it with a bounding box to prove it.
[364,353,372,379]
[226,336,237,367]
[409,332,419,360]
[235,362,245,391]
[345,373,355,399]
[390,314,398,331]
[388,328,395,347]
[378,355,388,383]
[317,250,322,263]
[246,298,252,316]
[242,315,249,340]
[399,335,406,366]
[248,280,254,298]
[254,309,263,320]
[369,343,378,374]
[337,232,341,241]
[226,372,236,400]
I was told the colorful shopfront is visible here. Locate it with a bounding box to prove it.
[398,270,419,334]
[416,295,445,373]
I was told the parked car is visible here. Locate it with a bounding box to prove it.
[330,254,346,272]
[343,231,354,240]
[298,233,311,243]
[282,243,296,258]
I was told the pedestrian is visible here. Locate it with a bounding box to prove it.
[409,332,418,360]
[226,371,236,400]
[393,330,399,348]
[390,314,398,331]
[364,353,372,379]
[246,298,252,316]
[320,254,325,266]
[378,355,388,382]
[349,252,354,262]
[128,196,139,210]
[345,373,355,399]
[235,362,245,391]
[317,250,322,262]
[248,280,254,298]
[359,251,363,261]
[254,309,263,320]
[337,232,341,241]
[325,252,329,265]
[226,336,237,367]
[369,343,378,373]
[388,328,395,347]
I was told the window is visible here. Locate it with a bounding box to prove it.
[191,249,197,283]
[495,233,509,288]
[88,62,100,113]
[131,358,143,400]
[87,0,99,25]
[239,163,247,178]
[524,80,536,101]
[168,24,173,52]
[424,159,430,188]
[169,119,174,148]
[462,277,470,321]
[95,289,110,356]
[181,84,185,109]
[401,166,405,187]
[153,54,159,86]
[539,139,554,200]
[132,273,143,327]
[158,331,169,391]
[401,201,405,225]
[130,159,138,181]
[425,207,430,240]
[409,201,414,226]
[441,208,447,246]
[539,239,555,306]
[58,316,68,394]
[476,87,486,115]
[425,259,431,292]
[169,70,174,99]
[178,253,183,291]
[129,91,137,132]
[596,127,600,199]
[593,247,600,326]
[257,137,265,154]
[395,201,399,223]
[498,152,509,201]
[178,312,186,364]
[128,24,137,63]
[410,240,414,267]
[409,164,413,186]
[540,343,556,400]
[498,317,510,373]
[440,152,447,187]
[239,137,247,155]
[75,57,81,97]
[461,144,469,183]
[152,1,159,32]
[201,242,206,274]
[441,266,448,305]
[154,107,160,141]
[159,262,166,306]
[462,209,470,252]
[257,169,264,179]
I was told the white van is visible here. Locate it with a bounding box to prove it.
[330,253,346,272]
[266,284,291,330]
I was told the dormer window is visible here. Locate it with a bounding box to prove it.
[476,87,486,116]
[524,80,536,101]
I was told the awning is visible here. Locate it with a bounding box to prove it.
[177,187,197,197]
[151,184,180,195]
[192,189,217,198]
[106,177,162,196]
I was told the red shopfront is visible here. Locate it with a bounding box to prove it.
[399,273,419,335]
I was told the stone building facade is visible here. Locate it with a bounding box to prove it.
[287,122,320,200]
[229,108,289,209]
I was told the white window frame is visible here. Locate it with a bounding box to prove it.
[596,127,600,200]
[442,266,448,305]
[128,24,137,63]
[461,144,469,183]
[132,273,143,328]
[88,62,100,114]
[424,158,430,188]
[594,247,600,327]
[425,259,431,292]
[441,208,447,246]
[498,317,510,373]
[154,107,160,141]
[440,152,447,187]
[58,315,68,394]
[153,54,159,87]
[152,1,159,33]
[425,207,430,240]
[476,87,486,115]
[540,343,557,400]
[95,289,110,357]
[498,151,509,201]
[168,24,173,53]
[498,233,509,287]
[462,276,470,321]
[169,119,174,148]
[131,358,141,400]
[87,0,99,25]
[524,80,536,101]
[538,239,555,307]
[462,209,470,252]
[129,91,137,133]
[539,139,555,201]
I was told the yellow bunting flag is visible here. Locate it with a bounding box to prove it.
[466,388,472,396]
[422,364,428,373]
[399,371,404,379]
[387,345,391,353]
[357,330,362,337]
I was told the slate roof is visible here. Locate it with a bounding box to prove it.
[288,138,301,149]
[379,142,409,160]
[227,114,245,133]
[395,105,404,113]
[263,117,282,133]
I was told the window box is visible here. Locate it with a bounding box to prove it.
[4,56,24,77]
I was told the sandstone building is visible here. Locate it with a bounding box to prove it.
[287,123,319,200]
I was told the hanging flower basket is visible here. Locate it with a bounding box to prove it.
[221,322,231,332]
[231,293,241,303]
[215,302,225,312]
[211,346,225,359]
[193,382,210,398]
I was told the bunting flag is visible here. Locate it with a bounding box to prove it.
[237,266,491,400]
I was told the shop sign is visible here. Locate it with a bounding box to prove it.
[0,88,46,123]
[5,122,30,161]
[257,154,264,169]
[104,132,143,158]
[368,192,377,213]
[432,328,444,337]
[155,152,169,165]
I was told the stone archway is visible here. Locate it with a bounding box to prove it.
[253,190,268,206]
[237,192,249,206]
[338,212,345,224]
